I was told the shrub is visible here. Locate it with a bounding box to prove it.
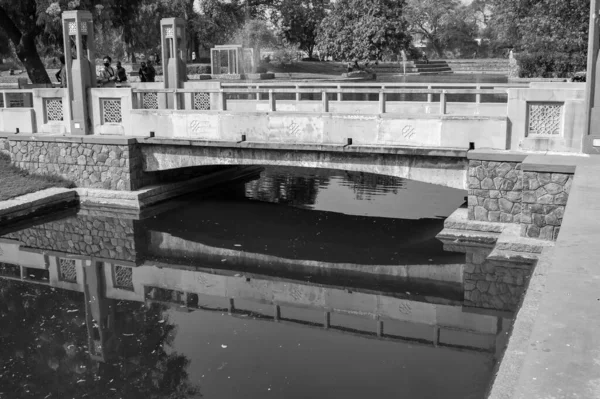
[517,52,587,78]
[272,45,300,66]
[187,64,211,75]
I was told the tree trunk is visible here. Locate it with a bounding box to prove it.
[307,46,314,60]
[14,32,51,84]
[0,6,50,84]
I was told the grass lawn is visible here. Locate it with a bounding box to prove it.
[0,153,74,201]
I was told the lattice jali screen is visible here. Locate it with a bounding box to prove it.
[164,27,174,38]
[68,21,77,35]
[142,92,159,109]
[528,102,563,136]
[68,21,87,35]
[59,258,77,283]
[193,93,210,110]
[114,265,133,290]
[45,98,63,121]
[101,99,122,124]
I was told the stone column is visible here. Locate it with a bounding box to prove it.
[160,18,187,109]
[584,0,600,153]
[61,11,95,135]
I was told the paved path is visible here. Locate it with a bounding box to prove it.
[490,155,600,399]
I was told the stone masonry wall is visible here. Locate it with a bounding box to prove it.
[468,160,523,224]
[468,160,574,241]
[5,214,142,263]
[5,139,143,191]
[0,136,226,192]
[521,172,573,240]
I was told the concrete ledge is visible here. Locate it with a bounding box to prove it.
[0,188,78,225]
[443,208,505,233]
[140,138,469,158]
[77,166,262,210]
[521,154,581,173]
[494,224,554,254]
[468,149,529,162]
[436,228,500,246]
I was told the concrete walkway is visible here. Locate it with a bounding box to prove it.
[490,155,600,398]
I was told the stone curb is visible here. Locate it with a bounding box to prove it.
[0,188,78,225]
[468,149,529,162]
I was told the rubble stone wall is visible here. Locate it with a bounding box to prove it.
[468,159,574,241]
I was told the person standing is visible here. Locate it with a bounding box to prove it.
[97,55,116,86]
[116,61,128,83]
[139,61,148,82]
[55,55,67,88]
[145,61,156,82]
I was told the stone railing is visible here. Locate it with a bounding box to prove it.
[131,84,516,117]
[0,88,70,134]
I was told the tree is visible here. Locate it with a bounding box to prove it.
[0,0,153,83]
[485,0,589,75]
[316,0,411,64]
[273,0,330,59]
[437,5,480,58]
[404,0,462,57]
[193,0,246,51]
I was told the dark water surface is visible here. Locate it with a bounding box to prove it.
[0,166,519,399]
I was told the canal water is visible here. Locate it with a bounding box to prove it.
[0,166,520,399]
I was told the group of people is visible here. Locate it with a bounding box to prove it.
[55,54,159,87]
[97,56,157,86]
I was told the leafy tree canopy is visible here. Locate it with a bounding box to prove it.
[316,0,411,63]
[272,0,330,59]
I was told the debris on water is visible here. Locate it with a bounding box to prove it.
[66,309,78,313]
[76,379,85,383]
[234,244,242,247]
[221,259,227,262]
[221,344,228,349]
[234,274,241,277]
[158,320,165,323]
[428,259,433,262]
[122,333,134,336]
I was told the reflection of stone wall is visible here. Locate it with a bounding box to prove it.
[5,215,141,262]
[468,160,522,223]
[521,172,573,240]
[463,247,533,312]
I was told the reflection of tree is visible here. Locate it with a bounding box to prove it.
[341,171,406,201]
[0,280,199,399]
[245,167,329,208]
[245,167,408,206]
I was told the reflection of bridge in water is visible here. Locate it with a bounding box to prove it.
[0,208,526,363]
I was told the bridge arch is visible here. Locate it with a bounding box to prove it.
[141,143,468,190]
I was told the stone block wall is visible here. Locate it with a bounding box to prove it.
[0,136,230,192]
[463,247,532,312]
[521,172,573,240]
[5,214,143,262]
[468,158,574,241]
[468,160,523,223]
[2,138,144,191]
